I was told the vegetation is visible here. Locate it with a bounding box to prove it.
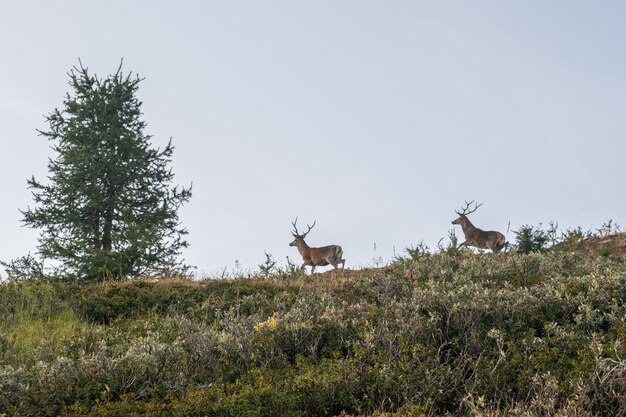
[1,231,626,416]
[19,61,191,280]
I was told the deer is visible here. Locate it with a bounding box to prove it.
[452,201,508,253]
[289,218,345,273]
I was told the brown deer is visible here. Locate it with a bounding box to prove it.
[452,201,508,253]
[289,218,345,273]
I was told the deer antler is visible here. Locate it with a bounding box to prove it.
[304,220,316,237]
[291,217,300,236]
[455,200,483,216]
[292,218,316,237]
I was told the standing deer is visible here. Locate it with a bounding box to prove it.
[289,218,345,273]
[452,201,508,253]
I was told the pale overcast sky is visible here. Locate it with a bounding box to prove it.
[1,1,625,276]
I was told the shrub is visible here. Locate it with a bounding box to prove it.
[514,224,550,254]
[0,253,45,281]
[3,249,626,416]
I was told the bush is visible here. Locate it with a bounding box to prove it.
[0,253,45,281]
[64,279,296,324]
[514,224,550,254]
[2,249,626,416]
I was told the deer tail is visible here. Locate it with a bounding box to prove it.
[336,246,344,260]
[498,234,509,251]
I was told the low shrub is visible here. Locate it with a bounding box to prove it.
[2,250,626,416]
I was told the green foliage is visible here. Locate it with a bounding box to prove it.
[64,279,296,324]
[561,225,592,243]
[257,252,277,277]
[278,256,302,278]
[21,60,191,280]
[394,241,429,262]
[0,253,44,281]
[2,250,626,416]
[437,229,459,255]
[0,282,84,362]
[596,219,621,237]
[514,224,551,254]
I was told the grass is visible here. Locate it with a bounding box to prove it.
[4,309,83,360]
[0,282,85,362]
[1,235,626,416]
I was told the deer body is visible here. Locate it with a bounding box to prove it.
[289,218,345,273]
[452,215,507,252]
[452,201,508,253]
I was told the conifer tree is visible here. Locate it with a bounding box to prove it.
[22,61,192,279]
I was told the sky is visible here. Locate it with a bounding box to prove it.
[1,1,625,276]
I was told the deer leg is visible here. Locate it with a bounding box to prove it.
[456,241,468,252]
[310,264,316,274]
[493,241,508,253]
[490,239,503,253]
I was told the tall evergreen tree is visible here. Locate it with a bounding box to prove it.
[22,61,192,279]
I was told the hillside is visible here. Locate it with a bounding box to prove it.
[552,231,626,256]
[1,237,626,416]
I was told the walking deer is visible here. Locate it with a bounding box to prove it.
[452,201,508,253]
[289,218,345,273]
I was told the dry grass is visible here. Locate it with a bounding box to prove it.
[553,231,626,256]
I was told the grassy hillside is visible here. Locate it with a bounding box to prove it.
[1,236,626,416]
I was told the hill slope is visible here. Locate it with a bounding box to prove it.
[1,240,626,416]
